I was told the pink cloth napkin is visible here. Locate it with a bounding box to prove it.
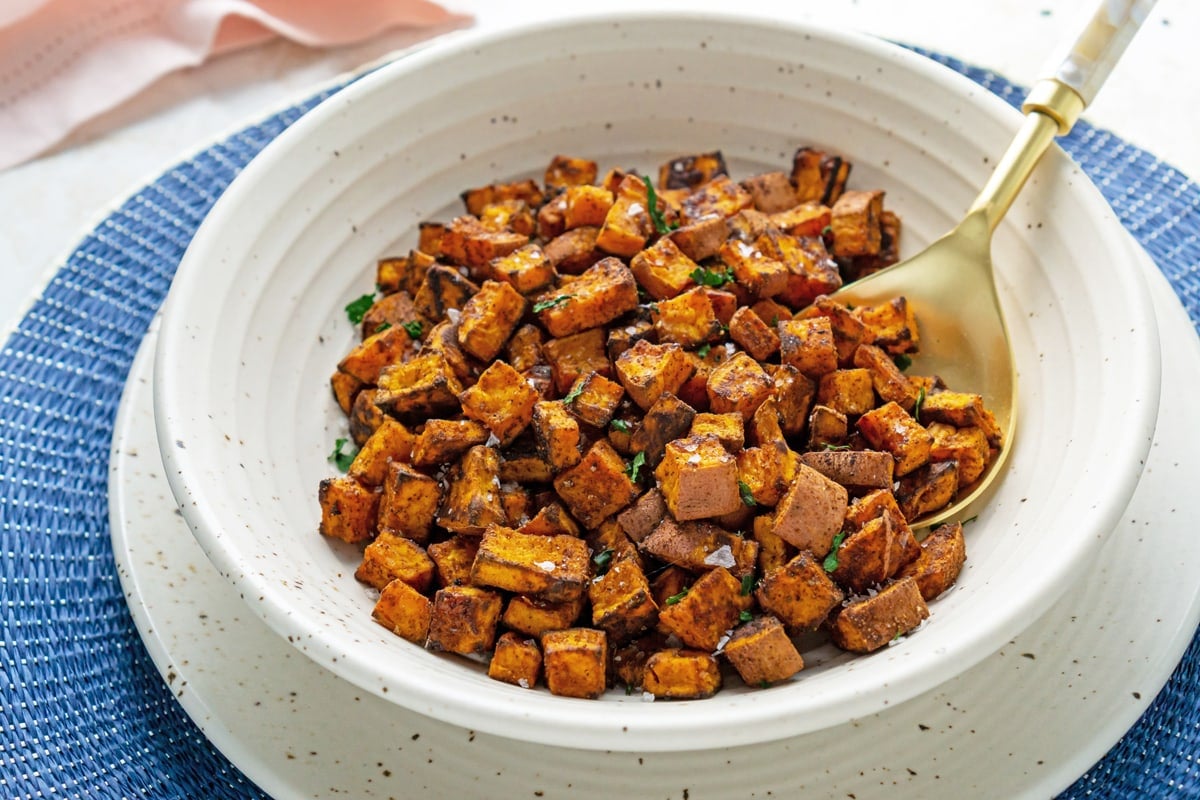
[0,0,466,171]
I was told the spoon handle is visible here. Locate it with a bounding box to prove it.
[1044,0,1157,108]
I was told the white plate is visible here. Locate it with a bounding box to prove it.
[111,249,1200,799]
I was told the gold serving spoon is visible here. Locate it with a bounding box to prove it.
[830,0,1157,528]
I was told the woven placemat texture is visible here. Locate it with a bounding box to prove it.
[1,52,1197,799]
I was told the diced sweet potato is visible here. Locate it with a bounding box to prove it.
[372,579,432,644]
[772,463,848,557]
[856,401,933,477]
[541,628,608,699]
[505,323,545,374]
[651,286,723,347]
[736,441,799,508]
[470,524,591,602]
[829,577,929,653]
[499,448,555,484]
[318,475,378,544]
[728,306,781,361]
[854,296,919,355]
[779,315,838,379]
[488,632,543,689]
[755,552,844,629]
[668,214,728,262]
[360,290,421,341]
[726,208,772,244]
[377,461,442,542]
[769,202,832,237]
[427,535,481,588]
[478,198,536,237]
[427,585,504,656]
[828,511,920,593]
[436,445,506,535]
[657,566,743,651]
[553,440,639,528]
[616,487,668,545]
[348,388,386,446]
[347,418,415,487]
[630,236,700,300]
[376,253,422,297]
[543,226,603,274]
[895,461,959,520]
[643,649,722,699]
[611,632,668,689]
[565,372,625,429]
[929,422,990,485]
[846,209,902,280]
[376,351,464,418]
[533,256,639,338]
[680,175,754,223]
[920,391,1002,448]
[519,500,582,538]
[829,190,885,258]
[410,418,489,467]
[790,147,826,203]
[455,280,527,361]
[741,170,799,214]
[330,369,362,416]
[815,369,876,417]
[630,392,697,467]
[458,360,538,445]
[654,434,742,521]
[531,400,583,472]
[705,352,775,422]
[355,531,435,592]
[502,594,586,638]
[563,185,615,229]
[896,521,966,601]
[413,262,481,323]
[614,339,695,411]
[596,175,656,257]
[770,364,815,437]
[724,615,805,685]
[461,179,545,217]
[751,514,794,576]
[337,325,417,385]
[853,342,920,411]
[659,151,729,190]
[688,412,745,452]
[718,239,788,299]
[798,449,894,493]
[589,557,658,642]
[640,517,758,579]
[542,327,612,395]
[754,229,841,309]
[545,155,599,188]
[421,318,475,385]
[488,243,557,296]
[804,296,871,365]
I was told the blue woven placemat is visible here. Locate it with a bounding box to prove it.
[1,50,1197,799]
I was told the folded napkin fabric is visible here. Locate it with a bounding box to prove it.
[0,0,464,171]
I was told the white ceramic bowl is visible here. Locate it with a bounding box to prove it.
[154,12,1161,751]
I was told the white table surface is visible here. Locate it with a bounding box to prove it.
[0,0,1195,337]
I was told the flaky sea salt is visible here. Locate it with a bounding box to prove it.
[703,544,735,569]
[535,560,556,572]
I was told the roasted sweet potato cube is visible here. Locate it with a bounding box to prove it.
[541,628,608,699]
[501,481,531,527]
[804,296,871,365]
[330,369,362,416]
[562,185,614,230]
[545,155,599,189]
[360,290,421,341]
[630,236,700,300]
[488,243,557,296]
[757,230,842,309]
[752,513,794,576]
[543,226,602,274]
[471,524,591,602]
[519,500,582,538]
[355,531,435,592]
[816,368,875,417]
[772,463,848,557]
[779,316,838,379]
[377,254,418,297]
[605,318,655,364]
[413,262,481,323]
[799,449,894,494]
[377,461,442,542]
[771,364,815,437]
[854,343,920,411]
[706,352,775,421]
[790,147,826,203]
[617,488,667,543]
[427,585,504,656]
[502,594,585,638]
[829,512,921,593]
[736,442,798,508]
[479,198,536,237]
[436,445,506,535]
[896,521,966,601]
[854,296,919,355]
[566,372,625,428]
[830,190,885,258]
[829,577,929,653]
[726,207,772,244]
[747,397,786,448]
[427,535,481,588]
[857,401,933,477]
[487,632,543,689]
[650,286,722,347]
[596,175,655,257]
[755,552,844,630]
[458,360,538,446]
[372,579,433,644]
[455,280,527,361]
[701,289,737,328]
[421,319,475,385]
[611,632,668,689]
[846,209,902,280]
[348,418,416,487]
[895,461,959,520]
[542,327,612,395]
[680,175,754,224]
[689,412,745,452]
[642,649,721,699]
[501,325,543,375]
[586,516,642,569]
[338,325,417,385]
[589,558,658,642]
[718,239,788,298]
[533,256,639,338]
[531,400,583,472]
[630,392,697,467]
[413,222,445,257]
[640,517,758,579]
[654,434,742,521]
[461,179,545,216]
[929,423,990,485]
[769,202,832,237]
[614,339,695,411]
[659,151,729,190]
[499,448,555,484]
[348,388,386,445]
[553,440,639,528]
[658,566,743,651]
[920,391,1002,447]
[667,214,728,262]
[807,404,849,449]
[438,215,529,274]
[410,419,489,467]
[318,476,379,544]
[845,489,908,531]
[724,615,805,685]
[376,351,464,418]
[727,306,781,361]
[741,170,799,214]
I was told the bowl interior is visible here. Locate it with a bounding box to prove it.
[154,12,1160,751]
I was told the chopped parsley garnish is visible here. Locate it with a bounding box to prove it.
[962,515,979,525]
[642,176,678,235]
[821,224,833,237]
[593,548,613,570]
[690,266,734,288]
[665,588,689,605]
[894,353,913,372]
[696,343,712,358]
[625,451,647,482]
[914,386,927,423]
[625,683,635,696]
[823,531,849,573]
[822,443,851,451]
[374,321,393,334]
[533,294,573,313]
[740,574,756,596]
[739,610,754,623]
[344,293,375,324]
[759,680,771,689]
[401,319,423,339]
[562,382,584,405]
[610,419,631,434]
[738,480,757,507]
[328,437,357,472]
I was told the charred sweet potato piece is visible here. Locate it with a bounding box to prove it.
[531,400,583,472]
[427,585,504,656]
[436,445,506,535]
[347,388,386,446]
[458,360,538,446]
[751,514,794,576]
[718,238,788,299]
[642,649,722,699]
[829,577,929,653]
[589,557,658,642]
[553,440,639,528]
[853,342,920,411]
[755,552,844,630]
[376,351,464,418]
[563,184,615,230]
[803,296,871,366]
[853,296,919,355]
[455,280,527,361]
[667,214,728,262]
[471,524,591,602]
[680,175,754,224]
[541,628,608,699]
[360,290,421,341]
[640,517,758,579]
[779,315,839,379]
[617,487,668,544]
[488,632,543,689]
[338,325,417,385]
[410,419,489,467]
[318,475,378,544]
[772,463,848,557]
[372,578,433,644]
[596,174,656,257]
[519,500,582,538]
[461,179,545,217]
[895,461,959,520]
[770,364,815,437]
[756,229,842,309]
[828,510,920,593]
[728,306,781,361]
[724,615,805,685]
[736,440,799,508]
[799,449,894,493]
[928,422,991,485]
[502,594,586,638]
[630,392,697,467]
[533,256,639,338]
[545,155,599,188]
[542,327,612,395]
[856,401,933,477]
[376,252,426,297]
[830,190,885,258]
[614,339,695,411]
[789,147,826,204]
[688,412,745,452]
[478,198,535,237]
[657,566,743,651]
[706,352,776,421]
[630,236,701,300]
[659,151,729,190]
[346,418,415,488]
[768,202,832,238]
[814,368,876,418]
[654,434,742,522]
[488,243,557,296]
[355,531,435,592]
[651,286,723,347]
[896,521,966,601]
[413,263,482,325]
[741,170,799,214]
[565,372,624,429]
[807,404,849,450]
[330,369,362,416]
[377,461,442,543]
[920,391,1003,448]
